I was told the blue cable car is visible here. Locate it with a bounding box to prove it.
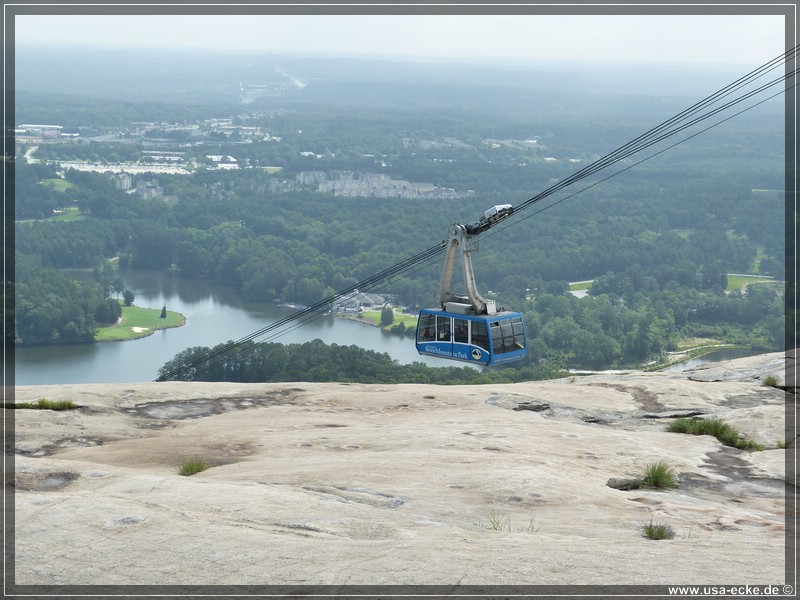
[415,207,528,366]
[416,307,527,366]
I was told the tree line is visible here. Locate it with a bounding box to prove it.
[157,339,565,384]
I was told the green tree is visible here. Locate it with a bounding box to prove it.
[295,277,325,306]
[380,305,395,326]
[700,260,728,291]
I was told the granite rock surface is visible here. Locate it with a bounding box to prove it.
[9,352,794,587]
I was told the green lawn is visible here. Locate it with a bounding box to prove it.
[50,206,85,222]
[358,309,418,330]
[16,205,85,223]
[569,280,593,292]
[726,275,776,292]
[95,303,185,341]
[569,274,776,294]
[42,178,74,192]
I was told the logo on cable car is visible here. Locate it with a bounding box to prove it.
[471,349,482,360]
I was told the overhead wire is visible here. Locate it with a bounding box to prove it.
[513,47,797,215]
[485,75,797,242]
[155,45,797,381]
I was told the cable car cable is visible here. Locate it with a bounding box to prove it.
[512,62,797,217]
[483,80,796,243]
[511,51,796,212]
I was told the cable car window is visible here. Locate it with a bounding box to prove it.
[512,317,526,349]
[488,318,526,355]
[417,314,436,342]
[437,317,451,341]
[471,320,489,350]
[454,319,469,343]
[491,322,503,353]
[500,320,515,351]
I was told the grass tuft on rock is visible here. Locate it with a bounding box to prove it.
[481,511,539,533]
[178,460,208,476]
[483,511,510,531]
[665,417,764,451]
[642,519,675,540]
[4,398,77,410]
[640,460,678,489]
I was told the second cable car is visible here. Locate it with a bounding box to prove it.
[416,206,528,366]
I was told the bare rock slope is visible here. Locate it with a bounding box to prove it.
[10,352,794,586]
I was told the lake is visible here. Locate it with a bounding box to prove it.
[14,270,451,385]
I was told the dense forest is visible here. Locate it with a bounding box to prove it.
[11,49,787,377]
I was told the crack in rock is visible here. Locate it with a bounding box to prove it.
[301,485,405,508]
[588,383,666,413]
[487,394,626,427]
[640,410,706,419]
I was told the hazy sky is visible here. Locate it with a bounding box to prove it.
[13,11,788,68]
